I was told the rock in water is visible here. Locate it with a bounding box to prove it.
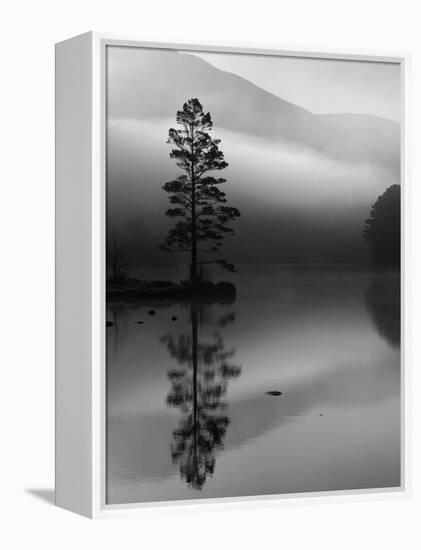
[106,321,113,327]
[148,310,156,316]
[266,390,282,396]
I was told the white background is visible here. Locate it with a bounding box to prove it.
[0,0,419,548]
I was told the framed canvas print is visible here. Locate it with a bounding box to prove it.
[55,32,408,518]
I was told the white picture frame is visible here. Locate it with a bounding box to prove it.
[55,31,410,519]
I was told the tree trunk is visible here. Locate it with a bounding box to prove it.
[190,123,197,288]
[190,248,197,287]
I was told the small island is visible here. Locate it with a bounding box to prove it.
[107,99,240,304]
[107,278,236,303]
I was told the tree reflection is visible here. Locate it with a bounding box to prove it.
[107,303,131,356]
[365,271,400,348]
[161,304,241,489]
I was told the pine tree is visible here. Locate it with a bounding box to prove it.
[161,98,240,285]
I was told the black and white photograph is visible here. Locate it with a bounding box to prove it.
[5,0,421,544]
[105,45,401,505]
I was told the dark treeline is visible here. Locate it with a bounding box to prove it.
[363,184,400,267]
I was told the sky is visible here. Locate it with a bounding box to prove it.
[194,51,401,122]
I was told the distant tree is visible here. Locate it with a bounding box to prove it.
[363,184,400,266]
[161,98,240,286]
[162,305,241,489]
[107,232,129,281]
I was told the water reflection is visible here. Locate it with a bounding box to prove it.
[161,303,241,489]
[106,266,401,504]
[107,303,131,355]
[365,271,400,348]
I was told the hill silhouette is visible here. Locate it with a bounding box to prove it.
[109,48,399,172]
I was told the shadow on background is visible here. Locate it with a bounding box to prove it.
[25,488,55,505]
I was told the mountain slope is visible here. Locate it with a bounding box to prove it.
[108,47,400,172]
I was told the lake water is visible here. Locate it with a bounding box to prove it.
[106,265,401,504]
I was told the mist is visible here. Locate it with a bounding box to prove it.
[107,117,397,264]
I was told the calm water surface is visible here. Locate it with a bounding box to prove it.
[106,265,400,504]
